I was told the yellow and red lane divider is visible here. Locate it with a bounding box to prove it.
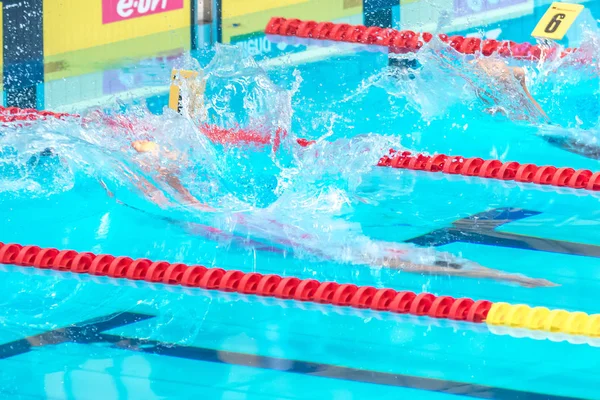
[1,242,600,342]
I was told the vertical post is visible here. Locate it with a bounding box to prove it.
[3,0,44,109]
[211,0,222,43]
[363,0,396,28]
[191,0,198,50]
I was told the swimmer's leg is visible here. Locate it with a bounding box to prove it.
[373,243,557,287]
[98,178,114,198]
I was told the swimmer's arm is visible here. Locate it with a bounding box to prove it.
[131,177,171,208]
[381,259,455,274]
[465,60,502,106]
[447,268,557,287]
[160,169,215,212]
[98,175,170,208]
[513,68,550,123]
[98,178,114,198]
[132,140,211,209]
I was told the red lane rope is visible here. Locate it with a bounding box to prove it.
[377,149,600,192]
[0,106,73,123]
[0,106,281,149]
[6,106,595,192]
[0,255,491,334]
[265,17,576,60]
[0,242,492,323]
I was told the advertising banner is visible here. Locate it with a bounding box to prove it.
[102,52,183,96]
[43,0,190,82]
[222,0,362,43]
[401,0,534,33]
[453,0,529,18]
[229,32,307,60]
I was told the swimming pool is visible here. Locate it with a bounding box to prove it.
[1,7,600,400]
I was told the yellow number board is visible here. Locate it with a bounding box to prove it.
[169,69,199,113]
[531,2,584,41]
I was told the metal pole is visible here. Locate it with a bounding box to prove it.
[3,0,45,108]
[211,0,222,44]
[363,0,396,28]
[190,0,198,50]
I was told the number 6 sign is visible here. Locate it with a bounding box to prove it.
[531,2,584,40]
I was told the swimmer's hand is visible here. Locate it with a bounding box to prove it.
[132,140,160,154]
[131,140,180,161]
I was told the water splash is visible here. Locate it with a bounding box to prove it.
[0,41,566,287]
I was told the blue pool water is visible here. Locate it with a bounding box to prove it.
[2,6,600,399]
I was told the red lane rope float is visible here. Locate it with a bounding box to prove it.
[377,149,600,192]
[0,106,282,150]
[0,257,492,336]
[201,124,286,151]
[9,105,596,193]
[265,17,575,60]
[0,242,492,323]
[0,106,73,123]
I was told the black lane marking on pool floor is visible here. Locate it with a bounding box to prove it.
[0,312,154,359]
[407,207,600,258]
[0,312,584,400]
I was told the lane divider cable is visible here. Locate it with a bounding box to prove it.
[3,106,599,194]
[377,149,600,192]
[264,17,577,60]
[3,243,600,341]
[0,242,492,323]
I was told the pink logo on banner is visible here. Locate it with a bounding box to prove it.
[102,0,184,24]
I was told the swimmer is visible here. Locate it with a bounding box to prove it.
[473,59,600,160]
[388,54,550,124]
[122,134,556,288]
[130,139,215,212]
[97,67,555,288]
[472,58,550,123]
[542,134,600,160]
[344,240,556,287]
[426,50,550,123]
[380,256,555,287]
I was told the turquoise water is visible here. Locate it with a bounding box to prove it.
[2,7,600,399]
